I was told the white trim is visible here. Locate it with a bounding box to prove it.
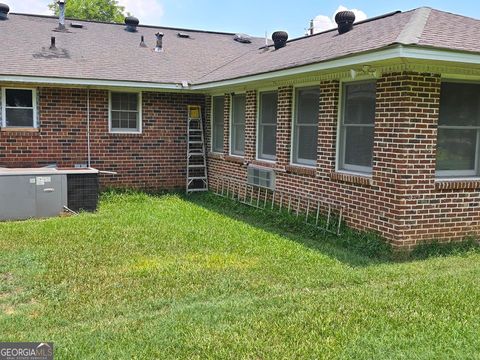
[210,95,225,154]
[229,92,246,157]
[435,177,480,182]
[108,91,143,134]
[0,75,184,90]
[435,80,480,178]
[336,79,376,175]
[1,87,38,128]
[256,88,278,162]
[194,45,480,90]
[291,85,320,167]
[335,169,373,179]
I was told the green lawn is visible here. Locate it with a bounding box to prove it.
[1,192,479,359]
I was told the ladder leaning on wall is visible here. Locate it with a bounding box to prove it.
[186,105,208,194]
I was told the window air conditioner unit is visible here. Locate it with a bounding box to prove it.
[247,165,276,190]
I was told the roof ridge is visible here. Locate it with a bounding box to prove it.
[9,12,263,38]
[395,7,432,45]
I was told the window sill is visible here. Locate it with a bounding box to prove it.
[285,165,316,177]
[109,131,142,135]
[225,155,246,165]
[331,171,372,186]
[251,160,276,168]
[435,179,480,190]
[1,127,39,133]
[208,152,224,160]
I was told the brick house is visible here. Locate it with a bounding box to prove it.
[1,5,480,249]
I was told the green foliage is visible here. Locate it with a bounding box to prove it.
[48,0,128,23]
[1,192,480,359]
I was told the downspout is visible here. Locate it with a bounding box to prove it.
[87,87,91,168]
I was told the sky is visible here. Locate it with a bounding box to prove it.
[6,0,480,38]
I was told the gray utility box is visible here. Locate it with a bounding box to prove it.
[0,169,68,221]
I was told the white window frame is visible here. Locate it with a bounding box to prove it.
[291,85,320,167]
[108,91,142,134]
[1,87,38,128]
[211,94,225,154]
[336,79,376,176]
[436,80,480,179]
[256,89,278,162]
[229,92,246,157]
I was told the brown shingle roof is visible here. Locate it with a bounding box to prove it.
[1,8,479,86]
[0,14,266,84]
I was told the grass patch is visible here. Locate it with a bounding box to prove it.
[1,191,479,359]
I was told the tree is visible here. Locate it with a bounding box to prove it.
[49,0,128,23]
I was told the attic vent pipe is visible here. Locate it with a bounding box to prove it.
[155,32,164,52]
[57,0,66,30]
[272,31,288,50]
[0,3,9,20]
[125,16,139,32]
[335,11,355,34]
[50,36,56,49]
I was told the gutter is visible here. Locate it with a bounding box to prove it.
[190,45,480,90]
[0,75,186,90]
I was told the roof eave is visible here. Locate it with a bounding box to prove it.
[191,44,480,90]
[0,74,191,91]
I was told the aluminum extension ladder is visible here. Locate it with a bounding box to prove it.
[186,105,208,194]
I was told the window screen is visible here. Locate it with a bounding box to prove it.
[231,94,246,156]
[338,81,376,174]
[212,96,225,153]
[110,92,140,132]
[436,82,480,177]
[258,91,278,160]
[3,89,36,127]
[292,87,320,166]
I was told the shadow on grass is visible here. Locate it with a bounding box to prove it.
[102,189,480,267]
[184,192,480,266]
[183,192,393,267]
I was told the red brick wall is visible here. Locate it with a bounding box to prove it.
[0,86,204,190]
[205,73,480,248]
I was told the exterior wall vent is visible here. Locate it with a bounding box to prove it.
[0,3,9,20]
[247,166,276,190]
[335,11,356,34]
[271,31,288,50]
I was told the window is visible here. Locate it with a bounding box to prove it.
[109,92,141,133]
[211,96,225,153]
[436,82,480,178]
[1,88,37,128]
[292,87,320,166]
[258,91,278,161]
[338,81,376,174]
[230,94,246,156]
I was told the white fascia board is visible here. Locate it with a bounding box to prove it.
[192,45,480,90]
[0,75,185,90]
[399,45,480,64]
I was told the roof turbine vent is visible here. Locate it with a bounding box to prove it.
[0,3,10,20]
[125,16,139,32]
[335,11,356,34]
[272,31,288,50]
